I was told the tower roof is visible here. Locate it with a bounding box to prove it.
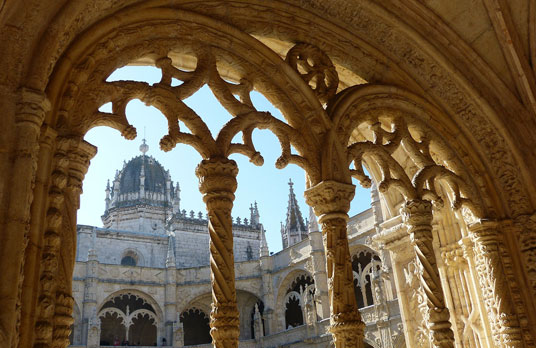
[105,140,177,212]
[119,155,167,194]
[281,179,307,248]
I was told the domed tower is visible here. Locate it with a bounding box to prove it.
[102,139,180,233]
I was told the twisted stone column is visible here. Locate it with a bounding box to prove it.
[305,181,365,348]
[401,199,454,348]
[196,158,239,348]
[468,220,523,347]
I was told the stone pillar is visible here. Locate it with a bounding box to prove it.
[165,258,177,344]
[0,88,49,348]
[33,137,72,348]
[172,321,184,347]
[19,125,57,348]
[51,139,95,348]
[83,231,99,347]
[468,220,523,347]
[195,157,239,348]
[305,180,365,348]
[401,199,455,348]
[259,249,274,335]
[379,217,419,348]
[308,230,330,319]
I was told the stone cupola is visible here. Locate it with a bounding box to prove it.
[101,140,180,232]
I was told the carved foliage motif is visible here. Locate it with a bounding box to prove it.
[403,259,429,345]
[285,43,339,104]
[469,221,524,347]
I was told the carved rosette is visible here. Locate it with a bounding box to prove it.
[401,199,455,348]
[468,220,523,347]
[196,158,240,348]
[305,181,365,348]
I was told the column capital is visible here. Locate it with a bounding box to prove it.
[196,158,238,195]
[468,219,500,250]
[66,138,97,197]
[304,180,355,222]
[467,219,499,232]
[16,87,50,126]
[401,199,433,226]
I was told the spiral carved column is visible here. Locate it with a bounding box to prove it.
[196,157,239,348]
[401,199,455,348]
[468,220,523,347]
[305,181,365,348]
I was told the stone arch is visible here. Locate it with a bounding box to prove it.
[350,247,381,309]
[179,307,211,346]
[274,269,314,332]
[235,290,264,340]
[97,289,163,346]
[18,1,531,215]
[98,289,163,321]
[178,293,212,319]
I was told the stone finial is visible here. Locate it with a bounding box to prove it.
[260,227,269,258]
[307,206,319,233]
[166,238,175,268]
[139,138,149,155]
[172,182,181,214]
[105,180,111,211]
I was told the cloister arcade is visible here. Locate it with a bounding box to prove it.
[1,1,536,348]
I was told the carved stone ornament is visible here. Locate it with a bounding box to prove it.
[468,220,524,347]
[196,158,240,348]
[402,199,455,348]
[305,181,365,348]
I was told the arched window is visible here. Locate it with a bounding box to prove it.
[284,274,314,329]
[99,293,158,346]
[180,308,211,346]
[121,255,136,266]
[352,250,381,308]
[120,250,140,266]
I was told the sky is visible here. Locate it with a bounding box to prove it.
[78,66,371,253]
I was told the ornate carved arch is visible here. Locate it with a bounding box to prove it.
[327,84,488,218]
[98,289,163,323]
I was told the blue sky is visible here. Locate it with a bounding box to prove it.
[78,66,371,253]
